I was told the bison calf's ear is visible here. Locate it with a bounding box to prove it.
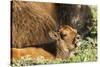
[49,31,60,40]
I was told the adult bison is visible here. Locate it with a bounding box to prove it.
[11,1,92,48]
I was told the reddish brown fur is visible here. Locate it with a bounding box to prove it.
[12,48,54,60]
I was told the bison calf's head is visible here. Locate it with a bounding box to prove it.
[49,25,81,58]
[59,25,82,49]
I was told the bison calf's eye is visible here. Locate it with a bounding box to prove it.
[60,32,67,39]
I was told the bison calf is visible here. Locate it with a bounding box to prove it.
[11,25,81,60]
[49,25,81,58]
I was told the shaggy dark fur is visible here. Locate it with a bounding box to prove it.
[55,4,93,37]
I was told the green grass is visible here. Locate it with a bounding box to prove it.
[66,37,97,63]
[11,37,97,66]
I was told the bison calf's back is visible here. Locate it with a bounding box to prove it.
[11,48,54,60]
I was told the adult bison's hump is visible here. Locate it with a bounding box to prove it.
[12,1,56,48]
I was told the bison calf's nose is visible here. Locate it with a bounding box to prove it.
[76,35,80,39]
[74,34,82,47]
